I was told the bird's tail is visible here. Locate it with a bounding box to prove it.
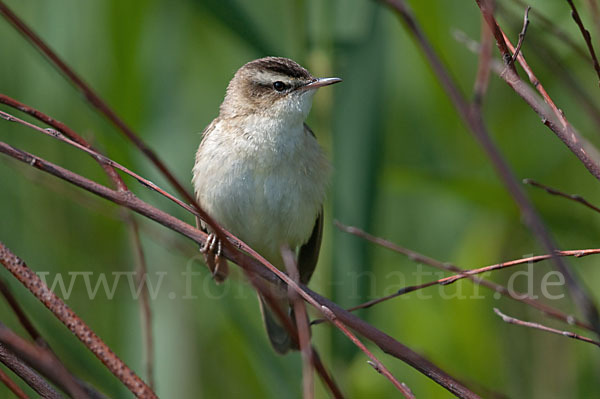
[258,293,294,354]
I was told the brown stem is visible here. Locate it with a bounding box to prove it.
[0,142,480,398]
[509,6,531,67]
[334,222,593,331]
[281,246,314,399]
[0,241,156,399]
[348,248,600,312]
[126,216,155,391]
[494,308,600,348]
[474,0,517,71]
[566,0,600,85]
[0,366,29,399]
[0,343,61,399]
[0,323,92,398]
[505,0,590,62]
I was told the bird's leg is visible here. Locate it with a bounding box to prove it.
[195,215,229,283]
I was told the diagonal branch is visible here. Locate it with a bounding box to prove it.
[335,222,593,331]
[0,366,28,399]
[0,142,480,398]
[0,241,156,399]
[0,323,92,398]
[565,0,600,84]
[0,343,61,399]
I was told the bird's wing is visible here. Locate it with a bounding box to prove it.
[298,209,323,285]
[303,122,316,138]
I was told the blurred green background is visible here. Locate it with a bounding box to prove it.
[1,0,600,397]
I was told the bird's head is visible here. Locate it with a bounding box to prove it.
[220,57,341,123]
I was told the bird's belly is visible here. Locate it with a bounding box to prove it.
[197,154,322,263]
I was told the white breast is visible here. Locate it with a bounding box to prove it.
[192,117,330,266]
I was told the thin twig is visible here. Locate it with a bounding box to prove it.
[0,242,156,399]
[509,6,531,67]
[0,343,61,399]
[334,222,593,331]
[475,0,518,70]
[524,178,600,214]
[323,312,415,399]
[310,348,344,399]
[281,246,314,399]
[566,0,600,84]
[495,5,600,129]
[499,29,569,130]
[494,308,600,348]
[504,0,590,62]
[0,142,479,398]
[126,216,155,391]
[0,280,46,347]
[0,366,29,399]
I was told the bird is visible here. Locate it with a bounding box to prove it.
[192,56,341,353]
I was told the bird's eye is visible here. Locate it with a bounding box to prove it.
[273,81,286,92]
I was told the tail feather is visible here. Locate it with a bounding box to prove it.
[258,294,293,354]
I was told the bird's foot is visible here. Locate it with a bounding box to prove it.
[200,233,229,283]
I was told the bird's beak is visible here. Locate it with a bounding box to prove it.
[301,77,343,91]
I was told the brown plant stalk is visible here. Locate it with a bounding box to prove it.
[281,246,315,399]
[0,343,60,399]
[0,242,156,399]
[565,0,600,84]
[0,366,29,399]
[335,222,593,331]
[0,323,92,398]
[0,141,480,398]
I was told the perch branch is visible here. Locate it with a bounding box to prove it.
[0,142,480,398]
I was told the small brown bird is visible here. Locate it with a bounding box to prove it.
[192,57,341,353]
